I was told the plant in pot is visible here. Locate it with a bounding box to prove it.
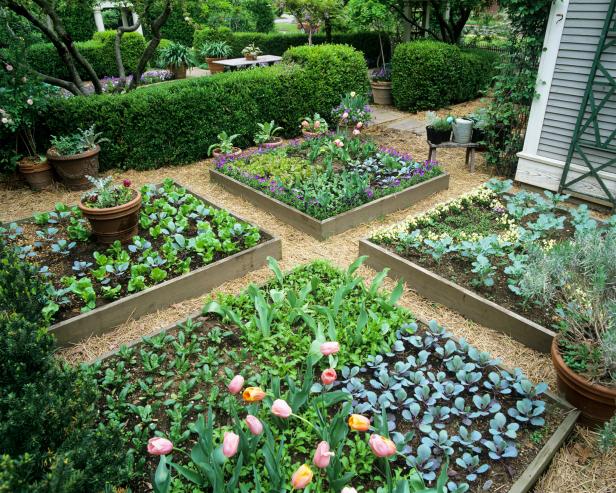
[300,113,328,138]
[79,176,142,244]
[208,131,241,158]
[516,225,616,426]
[158,42,196,79]
[425,112,452,144]
[370,64,392,105]
[254,120,284,148]
[1,62,55,190]
[469,108,488,144]
[200,41,232,74]
[241,43,262,61]
[47,125,109,191]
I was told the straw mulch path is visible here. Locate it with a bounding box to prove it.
[1,99,612,492]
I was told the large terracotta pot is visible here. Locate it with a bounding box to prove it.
[302,130,323,139]
[79,190,142,244]
[371,81,392,105]
[170,64,187,79]
[551,337,616,426]
[212,147,242,159]
[262,137,283,149]
[206,57,225,74]
[19,157,54,191]
[47,145,100,191]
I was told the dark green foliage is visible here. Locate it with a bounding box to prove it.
[40,44,368,171]
[161,9,196,46]
[391,40,498,112]
[56,0,97,42]
[192,29,391,67]
[26,31,146,79]
[244,0,276,32]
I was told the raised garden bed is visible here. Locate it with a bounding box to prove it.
[1,180,281,347]
[92,259,578,493]
[210,135,449,240]
[362,181,614,354]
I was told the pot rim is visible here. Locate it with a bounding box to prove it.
[551,336,616,396]
[78,189,142,215]
[47,144,100,161]
[370,80,392,87]
[263,136,283,145]
[19,160,51,172]
[213,147,242,156]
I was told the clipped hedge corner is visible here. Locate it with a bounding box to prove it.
[391,40,498,112]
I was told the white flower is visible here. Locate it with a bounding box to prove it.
[5,64,13,72]
[27,98,33,105]
[1,117,8,124]
[350,91,356,97]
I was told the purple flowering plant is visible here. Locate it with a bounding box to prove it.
[332,91,373,129]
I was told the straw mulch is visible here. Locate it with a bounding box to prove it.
[1,98,613,492]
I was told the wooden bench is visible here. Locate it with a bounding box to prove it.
[427,141,480,173]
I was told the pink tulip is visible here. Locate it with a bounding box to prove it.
[313,441,334,468]
[321,368,337,385]
[301,120,309,128]
[222,431,240,457]
[271,399,292,418]
[320,341,340,355]
[245,415,263,435]
[291,464,313,489]
[314,120,321,129]
[353,129,360,136]
[342,488,358,493]
[227,374,244,394]
[147,437,173,456]
[342,112,349,119]
[368,434,396,458]
[356,122,363,129]
[334,139,344,148]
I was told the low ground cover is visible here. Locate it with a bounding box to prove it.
[0,180,262,322]
[215,135,443,220]
[94,259,555,492]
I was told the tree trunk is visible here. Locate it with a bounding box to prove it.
[115,20,142,88]
[324,15,332,43]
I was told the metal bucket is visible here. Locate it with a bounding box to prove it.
[452,118,474,144]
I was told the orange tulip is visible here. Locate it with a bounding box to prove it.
[242,386,266,402]
[291,464,314,489]
[348,414,370,432]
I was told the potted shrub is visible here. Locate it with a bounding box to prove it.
[370,64,392,105]
[158,42,196,79]
[200,41,232,74]
[79,176,142,244]
[300,113,328,138]
[241,43,262,61]
[47,125,109,191]
[254,120,284,148]
[208,131,241,158]
[425,112,452,144]
[18,155,54,191]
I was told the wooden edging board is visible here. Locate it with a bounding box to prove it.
[93,310,579,493]
[210,168,450,241]
[3,181,282,348]
[358,239,556,354]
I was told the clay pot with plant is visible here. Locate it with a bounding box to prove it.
[78,175,142,244]
[241,43,262,61]
[158,42,196,79]
[47,125,109,191]
[200,41,232,74]
[18,155,54,191]
[370,64,392,105]
[254,120,284,148]
[300,113,328,138]
[208,131,241,158]
[425,112,452,144]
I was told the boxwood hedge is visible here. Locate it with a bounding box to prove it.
[391,40,498,112]
[40,44,369,171]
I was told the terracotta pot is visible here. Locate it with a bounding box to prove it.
[551,337,616,426]
[170,64,187,79]
[206,57,225,74]
[19,157,54,191]
[47,145,100,191]
[245,54,257,61]
[79,190,142,244]
[426,126,451,144]
[302,129,323,139]
[262,137,283,149]
[212,147,242,159]
[371,81,392,105]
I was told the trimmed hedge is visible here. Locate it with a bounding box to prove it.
[40,44,369,171]
[193,29,390,67]
[27,31,146,79]
[391,40,498,112]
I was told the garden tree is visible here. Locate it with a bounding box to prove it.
[0,0,183,95]
[375,0,492,44]
[279,0,343,43]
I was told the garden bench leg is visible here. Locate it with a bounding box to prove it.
[428,146,436,162]
[465,148,476,173]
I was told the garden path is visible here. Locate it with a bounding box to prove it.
[0,98,612,492]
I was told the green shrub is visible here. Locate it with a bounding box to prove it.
[192,29,390,66]
[161,9,196,46]
[27,31,146,79]
[57,0,96,42]
[391,40,498,112]
[40,44,368,171]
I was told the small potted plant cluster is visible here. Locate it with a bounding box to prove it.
[425,112,452,144]
[332,91,372,137]
[18,155,54,191]
[47,125,109,190]
[158,42,196,80]
[208,131,241,158]
[78,175,142,244]
[300,113,329,138]
[200,41,232,74]
[254,120,284,148]
[242,43,262,61]
[370,64,392,105]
